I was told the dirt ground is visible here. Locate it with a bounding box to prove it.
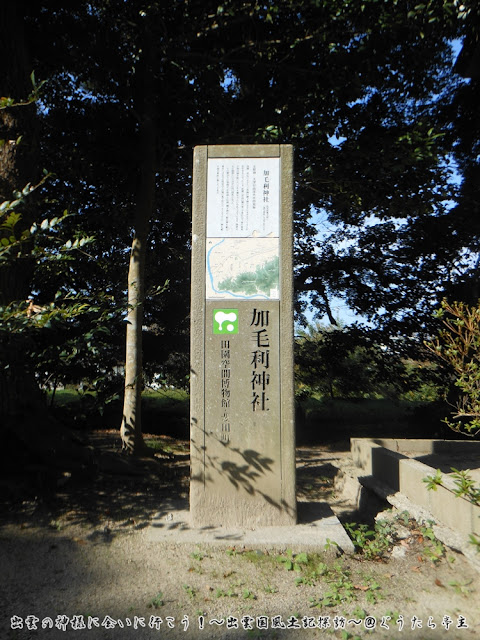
[0,430,479,640]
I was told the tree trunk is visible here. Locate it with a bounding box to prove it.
[120,175,151,453]
[120,34,157,454]
[328,378,335,400]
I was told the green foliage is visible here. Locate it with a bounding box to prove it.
[296,393,451,443]
[468,533,480,552]
[423,468,480,553]
[0,70,46,110]
[182,584,197,599]
[309,570,354,607]
[140,390,189,437]
[344,521,392,560]
[448,579,474,597]
[190,549,207,562]
[400,358,446,403]
[147,592,164,608]
[424,467,480,505]
[24,0,476,346]
[275,549,309,573]
[425,299,480,437]
[295,324,412,400]
[263,584,278,594]
[450,468,480,505]
[308,559,381,607]
[423,468,444,491]
[215,586,238,598]
[323,538,340,554]
[0,175,122,413]
[419,522,446,564]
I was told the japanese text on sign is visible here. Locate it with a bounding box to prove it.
[220,339,231,443]
[251,308,271,412]
[207,158,280,238]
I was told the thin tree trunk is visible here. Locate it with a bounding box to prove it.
[120,189,150,453]
[120,31,156,454]
[328,378,335,400]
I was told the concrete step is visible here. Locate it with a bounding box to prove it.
[145,497,354,555]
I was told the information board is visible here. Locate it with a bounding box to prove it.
[190,145,296,528]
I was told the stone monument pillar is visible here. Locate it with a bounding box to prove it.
[190,144,296,527]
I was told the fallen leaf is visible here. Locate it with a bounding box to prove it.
[353,585,369,591]
[435,578,445,588]
[411,565,421,572]
[72,538,87,545]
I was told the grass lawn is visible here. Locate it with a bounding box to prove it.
[49,387,190,437]
[49,387,452,443]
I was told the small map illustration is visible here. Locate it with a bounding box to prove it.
[206,237,279,300]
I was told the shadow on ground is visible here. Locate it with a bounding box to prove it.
[0,430,190,532]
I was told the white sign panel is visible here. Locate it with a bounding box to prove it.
[207,157,280,238]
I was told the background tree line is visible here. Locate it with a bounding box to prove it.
[1,0,479,465]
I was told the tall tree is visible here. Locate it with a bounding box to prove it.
[120,19,157,453]
[444,0,480,304]
[293,1,479,334]
[5,0,478,455]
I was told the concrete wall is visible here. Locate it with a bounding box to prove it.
[351,438,480,537]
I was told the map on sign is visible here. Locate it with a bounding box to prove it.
[206,237,279,300]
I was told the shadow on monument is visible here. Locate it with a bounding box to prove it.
[190,434,296,519]
[220,447,274,494]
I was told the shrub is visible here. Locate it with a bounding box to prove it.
[425,299,480,437]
